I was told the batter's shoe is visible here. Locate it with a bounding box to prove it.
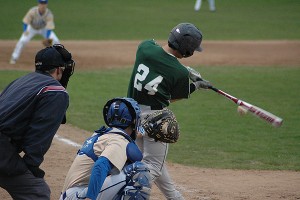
[9,57,16,64]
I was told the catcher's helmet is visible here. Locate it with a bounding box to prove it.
[103,97,141,131]
[168,23,203,57]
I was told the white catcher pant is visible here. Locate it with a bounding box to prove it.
[11,25,60,61]
[60,171,127,200]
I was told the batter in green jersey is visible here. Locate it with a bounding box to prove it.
[128,39,190,108]
[128,23,212,200]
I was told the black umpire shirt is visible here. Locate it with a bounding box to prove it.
[0,71,69,170]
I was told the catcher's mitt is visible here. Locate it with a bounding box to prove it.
[42,38,53,47]
[142,108,180,143]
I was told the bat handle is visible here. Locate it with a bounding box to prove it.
[208,86,219,92]
[195,77,218,92]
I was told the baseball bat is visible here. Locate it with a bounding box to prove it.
[186,66,283,127]
[208,85,283,127]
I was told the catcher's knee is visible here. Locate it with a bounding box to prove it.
[116,161,152,199]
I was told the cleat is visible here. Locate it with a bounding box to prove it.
[9,58,16,64]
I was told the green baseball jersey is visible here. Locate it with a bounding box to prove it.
[127,39,190,108]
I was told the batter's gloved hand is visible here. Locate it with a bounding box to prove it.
[142,108,180,143]
[193,79,212,90]
[186,66,202,82]
[27,165,45,178]
[42,38,53,47]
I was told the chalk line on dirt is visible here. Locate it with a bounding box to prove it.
[54,134,81,148]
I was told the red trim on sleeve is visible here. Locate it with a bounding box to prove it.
[37,86,67,95]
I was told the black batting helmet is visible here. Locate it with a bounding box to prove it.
[168,23,203,57]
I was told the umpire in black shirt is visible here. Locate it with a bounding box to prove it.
[0,44,75,200]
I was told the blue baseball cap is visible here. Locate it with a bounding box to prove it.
[38,0,48,4]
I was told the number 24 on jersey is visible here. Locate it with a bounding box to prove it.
[134,64,163,95]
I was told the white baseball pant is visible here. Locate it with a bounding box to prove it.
[194,0,216,11]
[11,25,60,61]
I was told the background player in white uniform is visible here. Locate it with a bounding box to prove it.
[194,0,216,12]
[127,23,212,199]
[10,0,60,64]
[60,98,151,200]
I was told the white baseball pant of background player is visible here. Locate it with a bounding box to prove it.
[11,25,60,63]
[194,0,216,12]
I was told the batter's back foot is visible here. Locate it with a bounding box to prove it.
[9,57,17,64]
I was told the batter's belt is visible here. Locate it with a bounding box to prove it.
[140,104,164,110]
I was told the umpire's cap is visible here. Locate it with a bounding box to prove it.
[35,47,64,71]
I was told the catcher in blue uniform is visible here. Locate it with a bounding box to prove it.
[60,98,152,200]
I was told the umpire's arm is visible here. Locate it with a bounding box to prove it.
[22,90,69,177]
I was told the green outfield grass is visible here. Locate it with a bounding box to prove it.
[1,0,300,40]
[1,0,299,171]
[1,66,299,170]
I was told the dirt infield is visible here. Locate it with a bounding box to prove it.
[1,40,300,70]
[1,40,300,200]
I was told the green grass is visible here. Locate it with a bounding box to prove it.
[1,0,300,40]
[168,66,300,170]
[1,66,300,170]
[1,0,299,171]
